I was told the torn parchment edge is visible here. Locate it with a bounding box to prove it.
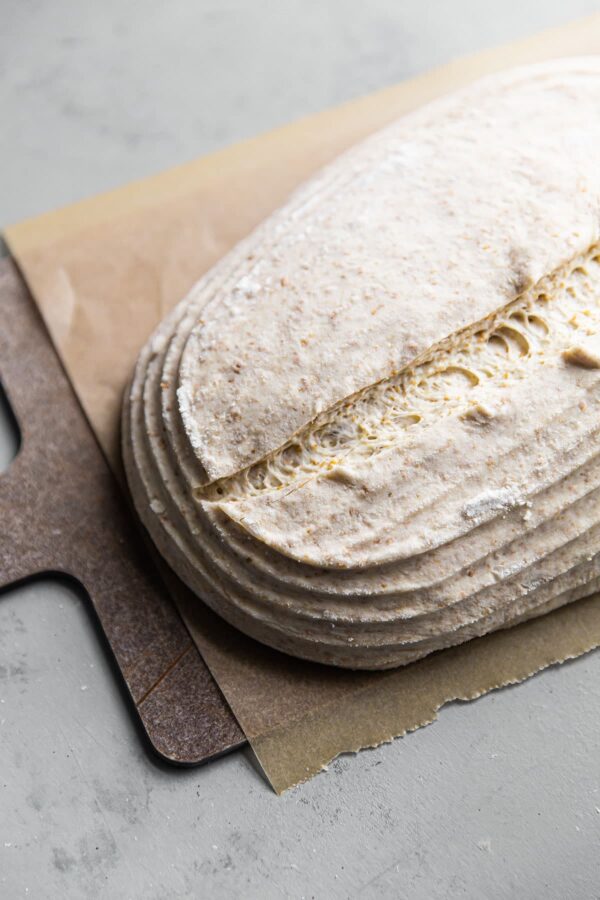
[250,591,600,792]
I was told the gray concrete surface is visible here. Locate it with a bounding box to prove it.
[2,2,600,897]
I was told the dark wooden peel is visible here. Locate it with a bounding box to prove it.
[0,258,245,764]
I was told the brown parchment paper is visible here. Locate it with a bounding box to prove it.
[6,13,600,792]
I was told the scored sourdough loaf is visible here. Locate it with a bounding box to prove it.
[123,59,600,669]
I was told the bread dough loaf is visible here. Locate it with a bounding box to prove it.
[123,59,600,669]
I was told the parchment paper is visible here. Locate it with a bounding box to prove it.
[6,13,600,792]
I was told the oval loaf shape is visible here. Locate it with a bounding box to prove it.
[123,59,600,669]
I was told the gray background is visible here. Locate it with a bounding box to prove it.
[2,2,600,898]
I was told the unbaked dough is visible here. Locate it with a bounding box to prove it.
[123,59,600,668]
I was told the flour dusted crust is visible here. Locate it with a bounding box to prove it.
[123,59,600,669]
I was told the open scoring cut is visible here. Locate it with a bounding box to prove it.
[196,246,600,504]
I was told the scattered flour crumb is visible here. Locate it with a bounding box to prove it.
[234,275,262,297]
[562,340,600,369]
[460,402,496,425]
[462,487,525,524]
[494,561,522,581]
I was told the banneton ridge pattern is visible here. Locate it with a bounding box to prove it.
[123,60,600,669]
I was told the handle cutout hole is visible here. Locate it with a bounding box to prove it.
[0,381,21,474]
